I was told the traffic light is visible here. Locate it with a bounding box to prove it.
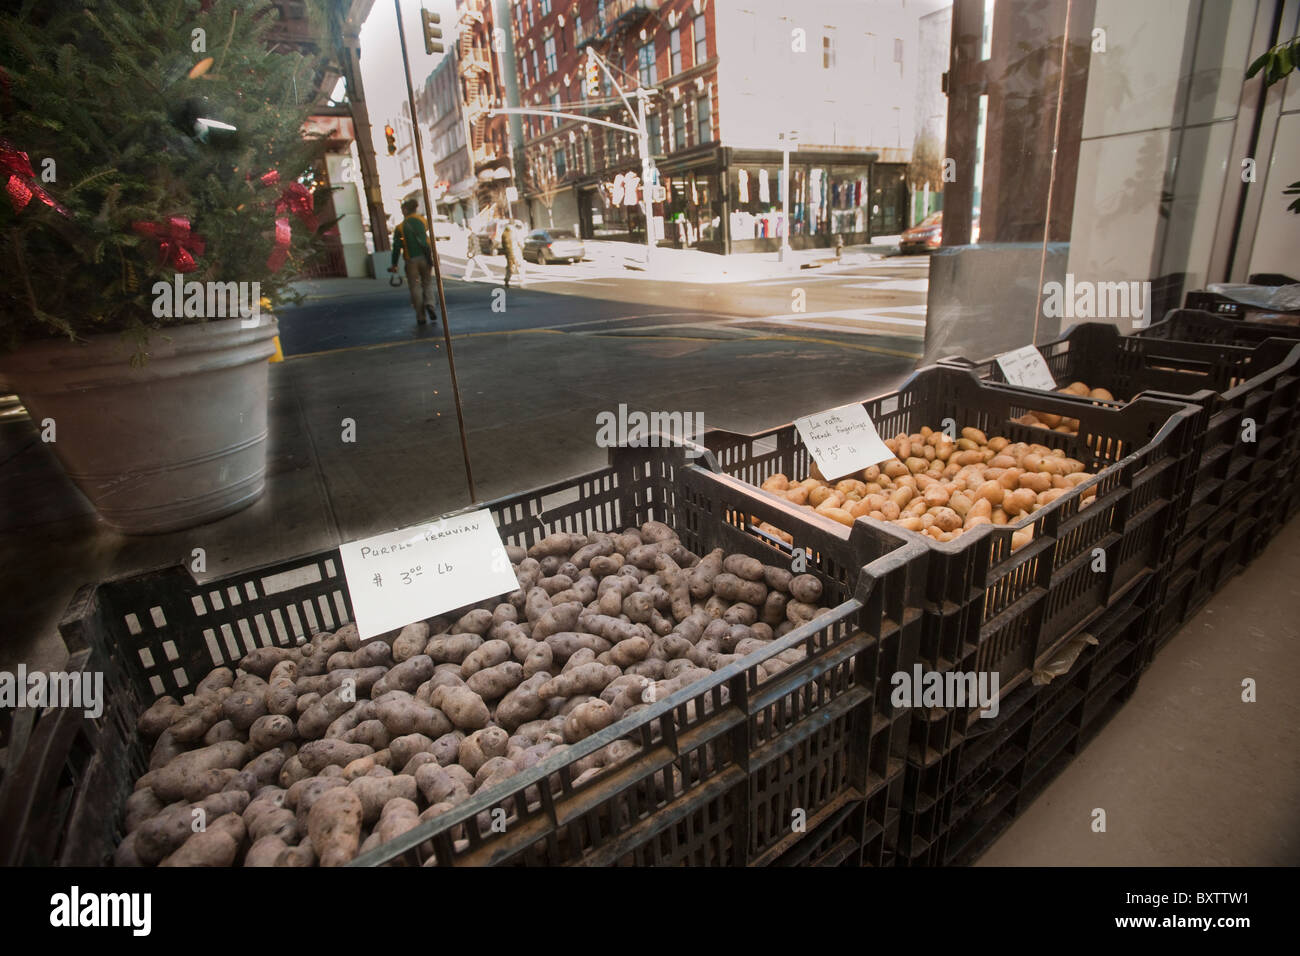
[384,124,396,156]
[421,9,443,55]
[585,59,600,97]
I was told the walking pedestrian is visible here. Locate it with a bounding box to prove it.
[502,221,525,289]
[463,228,491,281]
[388,198,438,325]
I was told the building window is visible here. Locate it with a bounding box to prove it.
[648,114,662,155]
[551,93,561,129]
[638,43,656,87]
[584,135,593,172]
[893,37,904,77]
[597,0,606,28]
[670,28,682,75]
[696,93,711,144]
[823,31,836,69]
[693,13,707,64]
[555,147,566,179]
[531,50,540,83]
[526,1,532,29]
[544,36,557,74]
[605,129,616,163]
[672,103,685,150]
[540,0,551,15]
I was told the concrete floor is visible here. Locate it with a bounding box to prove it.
[980,526,1300,866]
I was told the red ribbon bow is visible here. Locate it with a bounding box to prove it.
[258,170,317,271]
[132,216,206,273]
[275,182,317,231]
[1,138,69,216]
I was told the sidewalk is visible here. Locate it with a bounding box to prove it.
[584,238,899,283]
[286,237,902,302]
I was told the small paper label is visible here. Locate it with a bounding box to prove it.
[794,403,896,482]
[879,396,899,415]
[995,344,1057,390]
[339,509,518,640]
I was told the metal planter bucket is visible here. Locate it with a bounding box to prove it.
[0,317,278,534]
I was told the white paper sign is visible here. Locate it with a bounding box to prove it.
[339,509,518,640]
[794,403,896,482]
[995,345,1057,390]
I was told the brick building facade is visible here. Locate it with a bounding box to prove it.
[504,0,924,253]
[510,0,724,249]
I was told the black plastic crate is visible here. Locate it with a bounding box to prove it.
[701,364,1197,734]
[768,766,903,867]
[939,315,1300,663]
[1139,307,1300,346]
[897,572,1156,866]
[1184,290,1300,323]
[6,445,926,869]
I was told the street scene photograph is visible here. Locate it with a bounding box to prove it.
[0,0,1296,915]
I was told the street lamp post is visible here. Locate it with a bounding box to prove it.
[636,88,654,264]
[778,129,798,263]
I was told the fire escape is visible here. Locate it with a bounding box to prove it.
[458,7,498,175]
[577,0,661,51]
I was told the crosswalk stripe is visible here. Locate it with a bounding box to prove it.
[725,309,927,336]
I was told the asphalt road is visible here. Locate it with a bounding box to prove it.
[277,251,930,360]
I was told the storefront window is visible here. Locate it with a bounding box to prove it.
[729,165,787,241]
[829,165,870,236]
[663,171,721,248]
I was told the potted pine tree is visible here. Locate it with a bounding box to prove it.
[0,0,328,533]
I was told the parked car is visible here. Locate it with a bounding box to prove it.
[475,219,525,255]
[522,228,586,264]
[898,211,980,253]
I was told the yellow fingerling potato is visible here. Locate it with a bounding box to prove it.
[761,473,790,492]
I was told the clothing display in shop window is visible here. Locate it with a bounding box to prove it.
[738,169,750,204]
[758,168,770,203]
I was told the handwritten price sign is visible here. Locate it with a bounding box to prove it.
[793,403,895,482]
[339,509,518,640]
[995,344,1056,390]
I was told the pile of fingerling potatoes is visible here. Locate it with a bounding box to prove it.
[756,424,1099,551]
[1011,381,1117,435]
[115,522,840,868]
